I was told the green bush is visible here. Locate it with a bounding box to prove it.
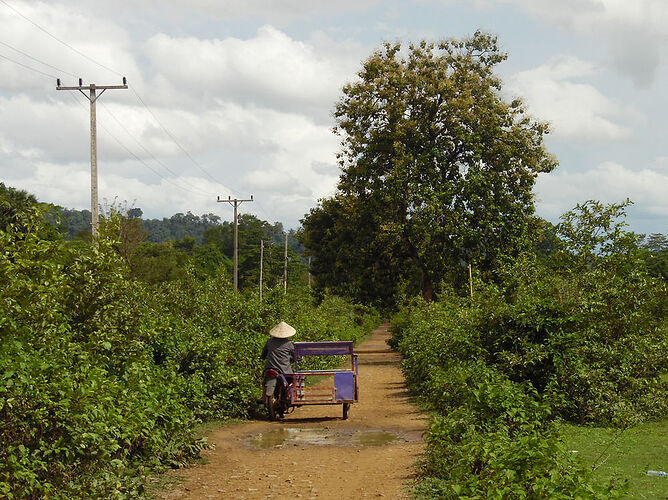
[392,297,623,498]
[485,255,668,424]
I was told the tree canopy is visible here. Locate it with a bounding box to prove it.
[301,32,556,305]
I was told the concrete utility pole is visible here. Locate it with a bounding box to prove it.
[259,239,264,301]
[217,195,253,290]
[283,232,288,294]
[57,78,128,239]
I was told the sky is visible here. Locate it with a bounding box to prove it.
[1,0,667,234]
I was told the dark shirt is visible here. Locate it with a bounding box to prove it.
[260,337,295,374]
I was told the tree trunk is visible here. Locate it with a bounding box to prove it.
[405,236,435,302]
[421,270,434,302]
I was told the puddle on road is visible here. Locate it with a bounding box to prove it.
[352,430,398,446]
[248,428,400,449]
[249,428,330,449]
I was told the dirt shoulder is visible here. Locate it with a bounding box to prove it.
[158,323,427,499]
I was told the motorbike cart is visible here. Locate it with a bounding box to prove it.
[262,369,292,420]
[262,341,359,421]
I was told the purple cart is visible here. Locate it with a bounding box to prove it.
[289,341,359,419]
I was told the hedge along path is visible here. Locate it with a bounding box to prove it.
[159,322,427,499]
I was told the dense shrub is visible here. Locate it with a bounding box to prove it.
[0,206,379,497]
[393,299,623,498]
[493,256,668,424]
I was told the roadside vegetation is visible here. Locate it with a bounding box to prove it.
[391,200,668,497]
[299,33,668,498]
[0,186,379,497]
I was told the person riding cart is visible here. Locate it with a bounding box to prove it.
[260,321,359,421]
[260,321,296,375]
[260,322,296,418]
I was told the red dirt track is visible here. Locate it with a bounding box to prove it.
[159,323,427,499]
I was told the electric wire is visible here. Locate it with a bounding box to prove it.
[1,0,283,224]
[130,88,276,222]
[1,0,251,203]
[65,93,215,198]
[0,47,217,199]
[0,0,123,78]
[0,51,57,79]
[129,88,224,186]
[0,47,210,199]
[117,92,276,222]
[98,100,219,197]
[0,39,78,78]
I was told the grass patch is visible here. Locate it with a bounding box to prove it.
[561,419,668,499]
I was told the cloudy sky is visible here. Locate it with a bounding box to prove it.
[1,0,667,234]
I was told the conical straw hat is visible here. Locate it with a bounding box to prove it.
[269,321,296,338]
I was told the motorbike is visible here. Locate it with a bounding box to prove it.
[262,368,293,420]
[260,341,359,421]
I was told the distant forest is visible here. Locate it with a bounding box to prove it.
[54,204,308,289]
[58,207,300,248]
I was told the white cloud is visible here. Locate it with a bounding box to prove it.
[0,95,89,161]
[508,56,633,142]
[535,161,668,222]
[1,1,139,86]
[652,157,668,171]
[151,0,379,19]
[243,169,310,196]
[1,95,340,226]
[5,161,93,210]
[311,160,339,176]
[2,0,667,233]
[4,159,229,217]
[143,26,356,121]
[506,0,668,86]
[2,3,352,228]
[512,0,668,34]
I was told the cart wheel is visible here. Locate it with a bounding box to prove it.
[342,403,350,420]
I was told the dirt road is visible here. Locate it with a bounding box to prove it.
[159,323,427,499]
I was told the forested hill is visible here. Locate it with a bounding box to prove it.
[58,206,300,248]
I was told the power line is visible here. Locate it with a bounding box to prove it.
[129,88,276,221]
[0,57,222,203]
[0,51,56,79]
[107,133,217,198]
[66,93,215,199]
[0,37,217,198]
[0,39,78,78]
[98,101,219,197]
[2,0,236,199]
[2,0,280,224]
[1,44,278,224]
[129,87,225,186]
[0,0,122,78]
[0,34,227,203]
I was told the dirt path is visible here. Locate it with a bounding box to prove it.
[159,323,427,499]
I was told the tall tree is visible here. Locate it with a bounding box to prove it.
[642,233,668,280]
[302,32,556,302]
[0,182,38,232]
[300,195,410,306]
